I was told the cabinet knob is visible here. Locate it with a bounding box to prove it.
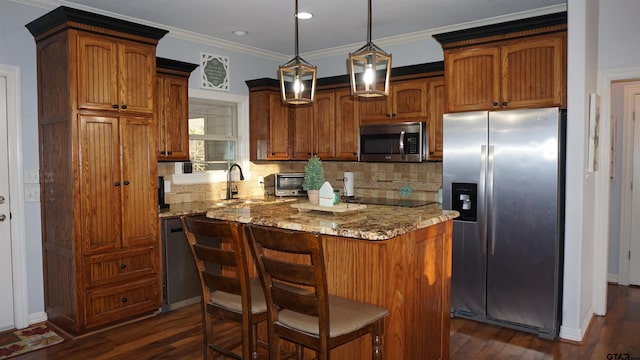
[114,181,121,186]
[124,180,130,185]
[112,104,119,109]
[120,263,127,269]
[502,101,508,107]
[492,102,499,107]
[167,150,172,155]
[121,104,127,110]
[160,151,166,155]
[271,152,275,156]
[121,297,128,303]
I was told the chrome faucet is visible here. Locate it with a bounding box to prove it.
[226,163,245,200]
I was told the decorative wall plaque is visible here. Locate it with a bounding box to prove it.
[200,53,229,91]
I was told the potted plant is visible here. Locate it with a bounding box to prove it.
[303,155,325,205]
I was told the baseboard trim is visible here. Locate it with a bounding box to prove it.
[28,311,48,325]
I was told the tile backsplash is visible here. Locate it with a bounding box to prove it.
[159,161,442,204]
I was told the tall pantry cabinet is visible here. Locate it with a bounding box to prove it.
[26,7,168,335]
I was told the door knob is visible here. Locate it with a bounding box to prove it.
[0,195,4,204]
[0,214,6,222]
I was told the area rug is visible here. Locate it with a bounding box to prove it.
[0,324,64,359]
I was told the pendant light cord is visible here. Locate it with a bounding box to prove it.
[367,0,372,44]
[294,0,299,58]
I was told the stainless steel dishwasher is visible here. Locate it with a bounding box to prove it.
[160,216,219,312]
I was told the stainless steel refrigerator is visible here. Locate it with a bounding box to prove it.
[442,107,565,339]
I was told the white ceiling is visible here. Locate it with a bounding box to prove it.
[45,0,566,57]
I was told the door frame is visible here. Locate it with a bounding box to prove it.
[596,66,640,317]
[0,64,29,329]
[619,83,640,286]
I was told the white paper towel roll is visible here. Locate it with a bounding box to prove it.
[343,172,354,197]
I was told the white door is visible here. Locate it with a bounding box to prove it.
[0,75,15,330]
[630,93,640,286]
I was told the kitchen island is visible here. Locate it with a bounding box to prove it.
[206,200,458,360]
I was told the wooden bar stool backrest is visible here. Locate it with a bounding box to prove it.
[246,224,388,360]
[181,216,266,360]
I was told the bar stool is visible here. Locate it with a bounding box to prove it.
[181,216,266,360]
[245,224,389,360]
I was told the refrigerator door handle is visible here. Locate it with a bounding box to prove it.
[479,145,487,255]
[399,130,405,160]
[487,145,495,256]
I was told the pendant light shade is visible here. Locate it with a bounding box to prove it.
[348,0,392,97]
[279,0,317,105]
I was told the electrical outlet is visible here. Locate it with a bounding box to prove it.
[164,180,171,193]
[25,187,40,202]
[24,169,39,184]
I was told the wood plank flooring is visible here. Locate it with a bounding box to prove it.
[10,284,640,359]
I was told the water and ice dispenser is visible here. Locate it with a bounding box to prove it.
[451,183,477,222]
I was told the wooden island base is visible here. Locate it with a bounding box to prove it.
[246,220,452,360]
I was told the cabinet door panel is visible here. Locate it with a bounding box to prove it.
[313,92,335,159]
[445,47,501,112]
[119,42,155,114]
[428,78,445,160]
[291,104,313,160]
[501,34,565,109]
[358,96,391,123]
[77,34,119,111]
[392,80,428,119]
[161,77,189,160]
[121,117,157,248]
[335,89,359,160]
[79,115,122,254]
[268,93,290,159]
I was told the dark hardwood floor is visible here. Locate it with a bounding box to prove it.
[11,284,640,359]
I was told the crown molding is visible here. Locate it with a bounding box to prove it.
[12,0,566,61]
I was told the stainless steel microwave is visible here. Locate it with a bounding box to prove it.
[264,172,307,197]
[359,121,426,162]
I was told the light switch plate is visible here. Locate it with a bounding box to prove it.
[25,187,40,202]
[24,169,39,184]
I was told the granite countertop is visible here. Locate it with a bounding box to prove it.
[203,200,459,241]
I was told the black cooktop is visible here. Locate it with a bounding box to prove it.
[343,197,436,208]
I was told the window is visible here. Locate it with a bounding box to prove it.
[188,98,237,172]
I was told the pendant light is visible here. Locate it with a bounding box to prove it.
[348,0,392,97]
[279,0,317,105]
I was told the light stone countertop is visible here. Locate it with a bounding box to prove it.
[200,199,459,241]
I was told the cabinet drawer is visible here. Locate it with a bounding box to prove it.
[84,278,159,328]
[83,247,157,287]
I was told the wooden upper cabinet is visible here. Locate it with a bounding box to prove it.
[427,77,445,160]
[313,91,336,159]
[334,89,359,160]
[444,47,501,112]
[77,33,155,114]
[359,78,429,123]
[291,104,314,160]
[392,79,429,119]
[435,12,567,113]
[249,88,290,160]
[156,59,197,161]
[500,34,565,109]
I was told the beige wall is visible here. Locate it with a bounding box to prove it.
[159,161,442,204]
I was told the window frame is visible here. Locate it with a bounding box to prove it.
[172,89,250,185]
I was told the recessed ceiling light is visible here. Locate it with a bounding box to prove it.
[297,12,312,20]
[232,30,248,36]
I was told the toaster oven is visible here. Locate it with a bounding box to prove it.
[264,172,307,197]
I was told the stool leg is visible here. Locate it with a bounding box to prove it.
[372,319,384,360]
